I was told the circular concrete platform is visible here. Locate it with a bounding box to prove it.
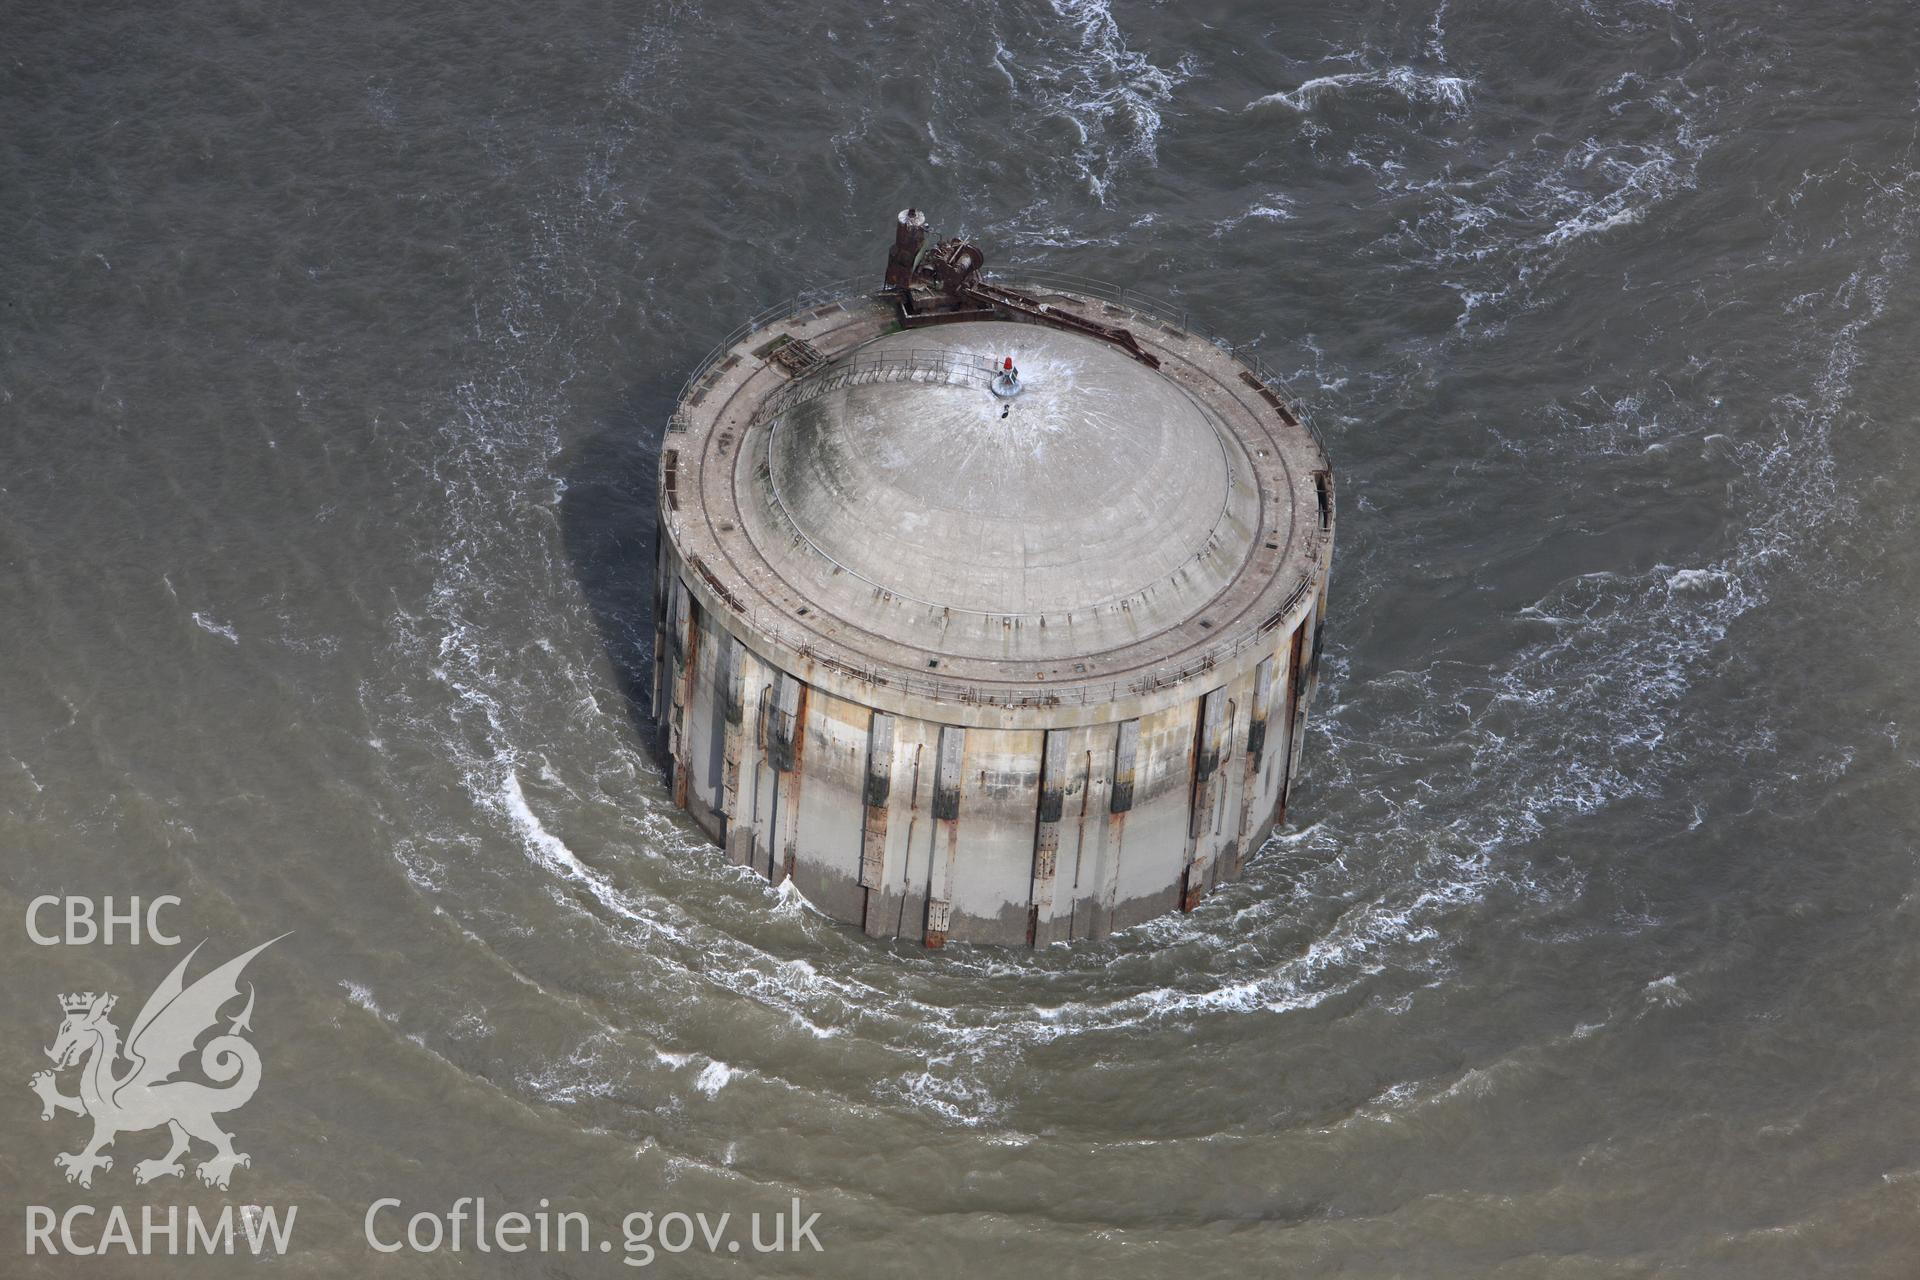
[653,276,1334,945]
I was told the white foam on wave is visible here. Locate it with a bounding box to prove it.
[1274,153,1912,1108]
[341,21,1056,1137]
[1531,129,1704,251]
[1301,156,1902,1077]
[1428,0,1452,61]
[1368,1079,1422,1117]
[1311,228,1876,886]
[1665,567,1729,595]
[520,1031,625,1106]
[340,980,396,1022]
[1212,194,1298,237]
[1368,64,1715,336]
[879,1055,1007,1128]
[767,874,818,918]
[991,0,1192,201]
[362,13,1901,1142]
[192,612,239,643]
[693,1060,736,1097]
[1248,67,1472,114]
[498,770,580,878]
[1642,974,1688,1009]
[650,1047,742,1098]
[1541,201,1644,245]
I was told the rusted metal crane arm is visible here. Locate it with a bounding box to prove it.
[957,279,1161,370]
[880,207,1161,369]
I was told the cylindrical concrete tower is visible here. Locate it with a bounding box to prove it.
[654,215,1334,946]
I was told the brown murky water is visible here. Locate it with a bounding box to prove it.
[4,1,1920,1274]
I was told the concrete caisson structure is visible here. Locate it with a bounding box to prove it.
[653,217,1334,946]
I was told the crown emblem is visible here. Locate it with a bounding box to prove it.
[33,936,283,1191]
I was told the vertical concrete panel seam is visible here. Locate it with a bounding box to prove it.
[893,737,927,940]
[672,582,700,811]
[776,677,810,884]
[926,724,965,948]
[1027,730,1068,947]
[1182,689,1224,912]
[859,711,895,934]
[1102,719,1138,936]
[1232,658,1274,880]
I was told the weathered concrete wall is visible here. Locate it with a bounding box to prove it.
[657,549,1321,947]
[869,714,942,940]
[789,688,870,923]
[1107,699,1195,931]
[1033,721,1119,944]
[945,727,1045,945]
[651,277,1333,945]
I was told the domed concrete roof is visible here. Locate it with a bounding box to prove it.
[666,282,1328,717]
[744,324,1258,658]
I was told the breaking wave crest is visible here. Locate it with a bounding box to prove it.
[990,0,1191,202]
[349,0,1906,1146]
[1248,67,1473,114]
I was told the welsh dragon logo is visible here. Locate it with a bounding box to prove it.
[29,936,285,1190]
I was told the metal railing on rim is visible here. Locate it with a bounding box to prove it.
[672,274,882,413]
[986,267,1325,457]
[667,269,1328,458]
[722,597,1312,709]
[663,271,1330,709]
[748,346,1000,431]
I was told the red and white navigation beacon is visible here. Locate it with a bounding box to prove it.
[991,355,1021,398]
